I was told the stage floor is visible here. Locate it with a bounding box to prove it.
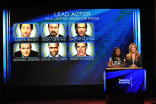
[1,97,156,104]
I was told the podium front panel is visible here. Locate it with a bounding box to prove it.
[103,69,146,94]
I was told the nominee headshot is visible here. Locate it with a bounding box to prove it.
[69,42,94,57]
[41,23,66,38]
[69,23,94,37]
[13,24,39,38]
[41,43,67,57]
[14,43,38,57]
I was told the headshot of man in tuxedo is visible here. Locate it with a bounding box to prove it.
[14,43,38,57]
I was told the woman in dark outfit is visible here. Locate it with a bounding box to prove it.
[107,47,126,68]
[126,43,142,68]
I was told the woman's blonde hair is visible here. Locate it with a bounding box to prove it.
[126,43,140,62]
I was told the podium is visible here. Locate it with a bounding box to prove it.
[103,67,146,104]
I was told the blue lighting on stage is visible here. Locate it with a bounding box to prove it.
[133,9,141,54]
[3,9,7,84]
[3,9,11,84]
[3,9,142,86]
[104,69,146,93]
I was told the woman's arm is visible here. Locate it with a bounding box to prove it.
[107,59,116,68]
[126,59,131,67]
[137,54,142,67]
[117,60,126,68]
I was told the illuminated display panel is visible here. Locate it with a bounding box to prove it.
[103,69,146,94]
[3,9,141,86]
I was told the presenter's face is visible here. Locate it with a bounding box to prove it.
[77,23,86,36]
[48,24,59,37]
[48,43,59,56]
[75,43,87,56]
[20,24,32,37]
[19,44,31,57]
[131,45,136,53]
[115,49,121,57]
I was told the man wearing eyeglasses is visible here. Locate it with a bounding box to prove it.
[14,43,38,57]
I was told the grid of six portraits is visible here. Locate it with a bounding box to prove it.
[13,23,94,61]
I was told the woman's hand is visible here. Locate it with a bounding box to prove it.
[114,65,119,68]
[130,64,137,68]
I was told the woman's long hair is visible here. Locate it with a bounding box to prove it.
[126,43,140,62]
[111,47,124,63]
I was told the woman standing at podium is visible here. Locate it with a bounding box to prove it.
[126,43,142,68]
[107,47,126,68]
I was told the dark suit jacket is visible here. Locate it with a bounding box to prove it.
[46,34,64,37]
[126,54,142,67]
[14,50,38,57]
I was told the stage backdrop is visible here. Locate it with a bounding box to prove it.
[3,9,141,86]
